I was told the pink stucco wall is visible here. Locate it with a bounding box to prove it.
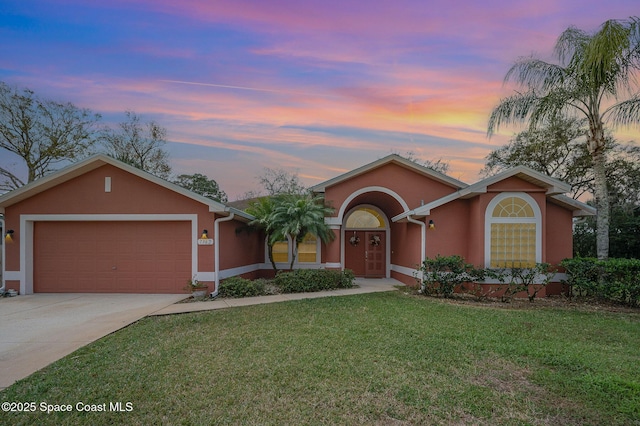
[218,218,263,271]
[2,164,263,293]
[545,202,573,264]
[324,162,459,219]
[322,161,462,280]
[4,164,216,272]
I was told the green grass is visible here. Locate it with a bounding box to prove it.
[2,292,639,425]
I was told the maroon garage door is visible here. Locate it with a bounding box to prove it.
[34,221,192,293]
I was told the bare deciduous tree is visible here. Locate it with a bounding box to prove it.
[0,82,100,192]
[101,111,171,179]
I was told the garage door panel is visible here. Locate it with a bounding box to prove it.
[114,277,135,292]
[96,257,115,271]
[135,240,158,253]
[136,260,156,273]
[154,260,176,273]
[157,243,178,254]
[34,221,192,293]
[153,278,177,293]
[116,260,137,273]
[77,258,97,272]
[88,276,111,292]
[77,240,96,252]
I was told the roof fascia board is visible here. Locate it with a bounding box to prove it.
[393,184,489,222]
[549,195,596,217]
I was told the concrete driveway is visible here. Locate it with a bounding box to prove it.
[0,293,187,390]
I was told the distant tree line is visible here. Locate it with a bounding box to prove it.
[0,81,226,202]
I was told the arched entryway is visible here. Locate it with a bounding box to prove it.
[343,205,389,277]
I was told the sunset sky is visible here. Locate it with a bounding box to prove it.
[1,1,639,199]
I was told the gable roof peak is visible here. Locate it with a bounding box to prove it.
[393,165,585,222]
[311,154,468,193]
[0,154,251,220]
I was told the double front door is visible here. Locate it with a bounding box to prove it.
[345,231,385,277]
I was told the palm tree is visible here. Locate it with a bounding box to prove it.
[270,194,335,270]
[246,196,283,271]
[488,17,640,259]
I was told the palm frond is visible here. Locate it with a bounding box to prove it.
[488,92,539,135]
[603,95,640,127]
[505,58,567,93]
[585,19,629,79]
[555,26,590,65]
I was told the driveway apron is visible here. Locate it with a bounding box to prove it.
[0,294,186,390]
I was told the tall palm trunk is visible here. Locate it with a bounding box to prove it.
[588,122,610,259]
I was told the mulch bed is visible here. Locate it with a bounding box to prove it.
[404,290,640,313]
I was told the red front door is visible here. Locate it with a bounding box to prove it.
[365,231,385,277]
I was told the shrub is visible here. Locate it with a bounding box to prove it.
[561,257,640,307]
[560,258,603,298]
[274,269,355,293]
[417,255,485,297]
[418,255,556,302]
[218,277,268,298]
[487,263,556,302]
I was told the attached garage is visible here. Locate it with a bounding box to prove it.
[34,221,192,293]
[0,154,254,295]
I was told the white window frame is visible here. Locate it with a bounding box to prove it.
[484,192,542,268]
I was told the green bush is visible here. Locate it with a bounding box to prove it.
[418,255,556,302]
[219,277,268,298]
[417,255,485,297]
[486,263,556,302]
[274,269,355,293]
[561,257,640,307]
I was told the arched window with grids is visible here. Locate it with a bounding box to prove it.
[485,193,541,268]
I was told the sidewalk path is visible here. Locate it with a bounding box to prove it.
[150,278,401,316]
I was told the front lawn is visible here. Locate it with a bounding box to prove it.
[2,292,639,425]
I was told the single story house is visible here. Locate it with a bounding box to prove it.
[0,154,594,295]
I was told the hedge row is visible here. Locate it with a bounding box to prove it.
[561,257,640,307]
[274,269,355,294]
[218,277,270,298]
[218,269,355,298]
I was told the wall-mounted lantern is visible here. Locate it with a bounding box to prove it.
[198,229,213,245]
[428,220,435,230]
[5,229,14,243]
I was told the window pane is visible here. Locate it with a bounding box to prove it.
[346,208,385,229]
[490,223,536,268]
[298,233,317,263]
[492,197,535,218]
[272,240,288,263]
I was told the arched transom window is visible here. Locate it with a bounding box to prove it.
[345,207,386,229]
[487,194,540,268]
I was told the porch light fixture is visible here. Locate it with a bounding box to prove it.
[5,229,14,243]
[201,229,209,239]
[428,220,435,229]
